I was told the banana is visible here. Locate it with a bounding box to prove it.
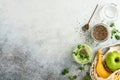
[96,49,111,78]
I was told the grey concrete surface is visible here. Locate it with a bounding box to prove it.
[0,0,120,80]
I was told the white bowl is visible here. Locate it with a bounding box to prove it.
[100,3,118,21]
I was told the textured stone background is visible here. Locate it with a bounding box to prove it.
[0,0,120,80]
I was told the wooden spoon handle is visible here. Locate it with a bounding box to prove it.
[88,4,98,24]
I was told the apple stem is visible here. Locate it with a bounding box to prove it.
[115,58,119,62]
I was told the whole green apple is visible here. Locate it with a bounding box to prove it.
[105,51,120,71]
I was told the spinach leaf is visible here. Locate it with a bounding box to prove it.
[73,52,77,56]
[115,35,120,40]
[78,66,85,71]
[68,75,77,80]
[61,68,69,75]
[110,22,115,27]
[109,22,120,40]
[82,72,91,80]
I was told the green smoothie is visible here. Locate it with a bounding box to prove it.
[72,44,93,64]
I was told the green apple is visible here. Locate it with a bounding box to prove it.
[105,51,120,71]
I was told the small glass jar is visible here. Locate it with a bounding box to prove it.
[91,23,110,43]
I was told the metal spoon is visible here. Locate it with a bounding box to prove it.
[82,4,98,31]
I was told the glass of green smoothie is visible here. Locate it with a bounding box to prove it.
[72,44,93,64]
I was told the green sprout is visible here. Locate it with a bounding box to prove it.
[61,68,69,75]
[68,75,77,80]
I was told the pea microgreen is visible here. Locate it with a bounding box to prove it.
[78,66,85,71]
[110,22,120,40]
[68,75,77,80]
[61,68,69,75]
[82,72,91,80]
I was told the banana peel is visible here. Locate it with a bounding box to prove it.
[96,49,111,78]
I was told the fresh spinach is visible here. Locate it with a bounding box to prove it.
[115,35,120,40]
[82,72,91,80]
[77,45,85,49]
[61,68,69,75]
[110,22,120,40]
[84,62,92,66]
[73,52,77,56]
[110,22,115,27]
[79,52,89,60]
[68,75,77,80]
[78,66,85,71]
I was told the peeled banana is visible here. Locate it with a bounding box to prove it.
[96,49,111,78]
